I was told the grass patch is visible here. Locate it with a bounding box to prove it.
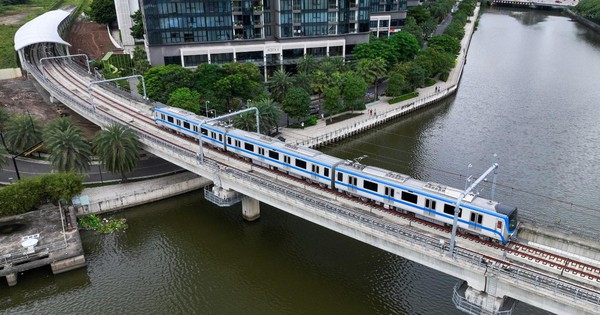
[388,92,419,104]
[324,112,363,126]
[78,214,127,234]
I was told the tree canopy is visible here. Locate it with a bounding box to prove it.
[88,0,117,25]
[93,124,140,181]
[142,65,195,104]
[168,87,201,114]
[283,88,311,122]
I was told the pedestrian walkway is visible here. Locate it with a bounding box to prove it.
[277,4,480,148]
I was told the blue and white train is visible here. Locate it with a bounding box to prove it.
[153,105,518,244]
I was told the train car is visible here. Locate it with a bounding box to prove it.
[334,161,518,243]
[225,128,344,188]
[152,106,518,243]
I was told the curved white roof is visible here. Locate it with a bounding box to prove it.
[14,10,72,51]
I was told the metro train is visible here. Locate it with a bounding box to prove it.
[153,105,518,244]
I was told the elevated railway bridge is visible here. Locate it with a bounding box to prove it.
[9,10,600,315]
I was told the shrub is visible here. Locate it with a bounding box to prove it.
[388,92,419,104]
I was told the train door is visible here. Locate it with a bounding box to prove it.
[385,187,395,204]
[347,175,357,193]
[311,164,320,183]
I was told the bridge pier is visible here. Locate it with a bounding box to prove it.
[453,281,516,315]
[5,273,17,287]
[242,197,260,222]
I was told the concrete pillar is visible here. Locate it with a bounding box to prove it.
[6,273,17,287]
[51,255,87,274]
[242,197,260,221]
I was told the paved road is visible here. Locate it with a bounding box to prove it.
[0,152,184,185]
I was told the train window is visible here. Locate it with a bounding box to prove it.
[161,114,165,120]
[200,128,208,136]
[244,143,254,151]
[324,168,329,177]
[425,199,436,210]
[183,122,190,129]
[470,213,483,224]
[363,180,378,192]
[227,137,232,145]
[312,165,320,173]
[235,140,241,147]
[177,119,181,126]
[401,191,418,204]
[443,204,462,217]
[295,159,307,169]
[348,176,357,186]
[269,150,279,159]
[258,148,265,155]
[337,172,343,181]
[193,126,198,132]
[167,116,174,123]
[284,156,291,164]
[385,187,394,197]
[219,134,222,142]
[211,132,216,138]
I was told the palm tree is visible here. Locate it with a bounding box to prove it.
[269,69,293,104]
[3,114,42,153]
[93,124,140,182]
[355,57,387,100]
[45,118,92,172]
[311,70,328,99]
[297,55,318,74]
[234,98,283,135]
[320,56,346,75]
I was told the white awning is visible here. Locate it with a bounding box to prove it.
[14,10,72,51]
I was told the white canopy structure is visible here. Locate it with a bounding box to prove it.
[14,10,71,51]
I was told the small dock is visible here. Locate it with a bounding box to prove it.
[0,203,86,287]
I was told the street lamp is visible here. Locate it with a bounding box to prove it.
[205,100,210,116]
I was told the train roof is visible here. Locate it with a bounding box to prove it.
[155,106,208,122]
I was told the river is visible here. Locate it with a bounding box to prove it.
[2,7,600,315]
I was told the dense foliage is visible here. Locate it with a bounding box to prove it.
[93,124,140,181]
[79,214,127,234]
[3,114,42,153]
[0,173,84,217]
[44,117,92,172]
[573,0,600,24]
[130,10,144,39]
[87,0,116,24]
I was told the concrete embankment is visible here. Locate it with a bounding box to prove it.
[73,172,211,215]
[279,4,481,148]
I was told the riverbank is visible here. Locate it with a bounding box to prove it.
[565,9,600,33]
[277,4,481,148]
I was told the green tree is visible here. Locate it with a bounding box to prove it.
[195,63,223,93]
[130,10,144,39]
[293,71,312,94]
[282,88,311,125]
[168,87,201,113]
[87,0,117,24]
[142,65,195,103]
[93,124,140,182]
[403,17,424,47]
[386,72,407,96]
[388,31,420,63]
[4,114,42,153]
[269,69,293,103]
[234,98,282,134]
[311,70,328,99]
[132,46,150,74]
[408,5,431,25]
[44,118,92,172]
[40,172,85,203]
[421,18,438,39]
[297,55,318,74]
[444,20,465,40]
[352,40,399,69]
[323,86,341,122]
[355,57,387,99]
[428,34,461,56]
[407,63,427,89]
[341,73,368,112]
[320,56,346,75]
[221,62,264,100]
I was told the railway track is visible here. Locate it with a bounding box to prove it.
[27,44,600,296]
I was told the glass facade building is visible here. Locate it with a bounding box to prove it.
[139,0,408,76]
